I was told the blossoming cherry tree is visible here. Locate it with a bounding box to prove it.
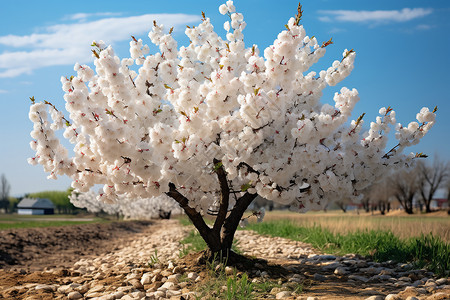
[28,1,436,257]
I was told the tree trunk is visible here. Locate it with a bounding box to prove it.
[167,182,257,258]
[166,160,259,261]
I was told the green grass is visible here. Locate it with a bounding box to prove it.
[193,260,291,300]
[247,220,450,277]
[0,214,106,230]
[180,230,208,256]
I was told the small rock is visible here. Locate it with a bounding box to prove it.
[35,284,56,292]
[385,294,400,300]
[187,272,198,280]
[405,297,419,300]
[67,291,83,300]
[436,278,448,286]
[57,285,72,294]
[84,292,103,298]
[166,290,182,297]
[364,296,384,300]
[314,273,326,281]
[334,267,349,275]
[320,255,337,260]
[75,284,89,294]
[129,278,144,289]
[225,266,234,275]
[112,291,124,299]
[348,275,369,283]
[141,272,152,285]
[167,274,181,283]
[276,291,291,299]
[158,281,175,291]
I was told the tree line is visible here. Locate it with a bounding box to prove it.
[357,157,449,214]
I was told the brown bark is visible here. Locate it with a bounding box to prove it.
[166,160,258,259]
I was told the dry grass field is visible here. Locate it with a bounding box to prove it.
[262,209,450,243]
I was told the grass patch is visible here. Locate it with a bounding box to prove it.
[180,230,208,256]
[194,261,293,300]
[248,220,449,277]
[263,210,450,242]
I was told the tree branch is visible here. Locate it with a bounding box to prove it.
[166,182,219,250]
[212,159,230,233]
[221,192,258,249]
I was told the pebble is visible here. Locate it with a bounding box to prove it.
[140,272,152,285]
[276,291,292,299]
[334,266,349,275]
[364,296,384,300]
[67,291,83,300]
[34,284,56,292]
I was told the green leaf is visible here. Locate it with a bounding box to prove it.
[241,182,252,192]
[213,162,223,171]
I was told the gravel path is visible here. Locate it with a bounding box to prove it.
[0,219,448,299]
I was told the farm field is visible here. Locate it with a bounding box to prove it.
[0,213,107,230]
[260,210,450,243]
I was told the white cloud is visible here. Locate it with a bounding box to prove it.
[0,13,201,78]
[0,89,8,93]
[318,8,432,24]
[66,12,122,21]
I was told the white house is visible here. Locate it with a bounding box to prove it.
[17,198,55,215]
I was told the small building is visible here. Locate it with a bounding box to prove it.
[17,198,55,215]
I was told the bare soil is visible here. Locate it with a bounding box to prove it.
[0,220,152,272]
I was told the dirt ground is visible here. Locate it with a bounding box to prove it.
[0,220,152,271]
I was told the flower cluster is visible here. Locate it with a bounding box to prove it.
[69,190,182,219]
[29,1,435,215]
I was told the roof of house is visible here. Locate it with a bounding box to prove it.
[17,198,55,209]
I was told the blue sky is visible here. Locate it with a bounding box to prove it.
[0,0,449,196]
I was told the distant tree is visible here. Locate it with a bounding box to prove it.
[417,158,449,213]
[367,176,393,215]
[0,174,11,213]
[446,178,450,215]
[391,166,420,214]
[335,201,347,213]
[360,187,371,213]
[28,189,76,214]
